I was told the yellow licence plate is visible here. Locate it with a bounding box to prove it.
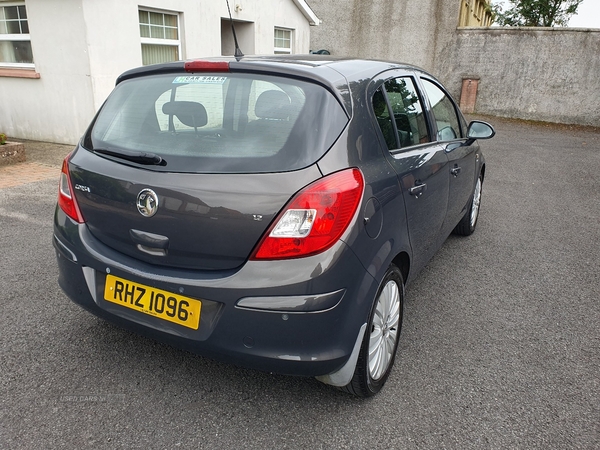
[104,274,201,330]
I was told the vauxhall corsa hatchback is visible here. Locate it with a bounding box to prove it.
[54,56,495,397]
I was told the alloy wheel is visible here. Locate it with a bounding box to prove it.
[470,177,482,227]
[368,279,401,381]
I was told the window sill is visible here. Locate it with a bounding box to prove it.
[0,68,40,79]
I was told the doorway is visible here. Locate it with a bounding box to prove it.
[221,19,255,56]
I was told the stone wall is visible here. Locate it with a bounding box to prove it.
[434,27,600,127]
[309,0,460,72]
[309,0,600,127]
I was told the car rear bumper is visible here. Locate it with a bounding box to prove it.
[53,206,378,377]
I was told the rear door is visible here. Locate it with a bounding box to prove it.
[371,74,450,272]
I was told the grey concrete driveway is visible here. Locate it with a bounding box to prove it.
[1,118,598,448]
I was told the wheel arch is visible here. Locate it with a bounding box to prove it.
[391,251,410,285]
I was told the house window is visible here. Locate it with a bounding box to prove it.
[274,28,292,54]
[0,2,34,67]
[139,9,181,66]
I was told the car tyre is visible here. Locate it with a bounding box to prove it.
[341,264,404,397]
[453,173,483,236]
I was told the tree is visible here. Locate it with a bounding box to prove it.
[492,0,583,27]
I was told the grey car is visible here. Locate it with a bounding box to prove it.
[54,56,495,397]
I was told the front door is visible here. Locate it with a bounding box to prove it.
[420,78,478,236]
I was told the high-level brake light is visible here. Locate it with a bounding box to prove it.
[184,61,230,73]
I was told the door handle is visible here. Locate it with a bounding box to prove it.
[409,183,427,197]
[451,166,461,176]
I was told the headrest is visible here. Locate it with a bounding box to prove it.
[162,101,208,128]
[255,90,291,120]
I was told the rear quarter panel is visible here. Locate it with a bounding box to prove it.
[317,83,413,290]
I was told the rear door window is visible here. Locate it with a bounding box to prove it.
[385,77,429,147]
[372,76,430,151]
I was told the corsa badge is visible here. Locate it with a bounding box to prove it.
[137,189,159,217]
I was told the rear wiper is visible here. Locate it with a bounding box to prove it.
[93,148,166,166]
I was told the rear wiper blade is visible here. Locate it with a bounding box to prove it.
[93,148,166,166]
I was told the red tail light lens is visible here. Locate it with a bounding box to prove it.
[58,155,85,223]
[251,168,364,260]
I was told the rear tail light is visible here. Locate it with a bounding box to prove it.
[251,168,364,260]
[58,154,85,223]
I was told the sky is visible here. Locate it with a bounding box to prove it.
[493,0,600,28]
[568,0,600,28]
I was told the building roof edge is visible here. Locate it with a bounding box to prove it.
[292,0,321,26]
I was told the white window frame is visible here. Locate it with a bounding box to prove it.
[274,27,292,54]
[139,7,182,65]
[0,1,34,69]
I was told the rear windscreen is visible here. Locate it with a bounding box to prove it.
[84,72,348,173]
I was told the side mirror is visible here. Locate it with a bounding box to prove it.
[465,120,495,145]
[467,121,495,139]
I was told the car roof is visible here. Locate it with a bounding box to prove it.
[117,55,423,85]
[115,55,428,117]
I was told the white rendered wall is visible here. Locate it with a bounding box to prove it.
[0,0,314,144]
[0,0,96,144]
